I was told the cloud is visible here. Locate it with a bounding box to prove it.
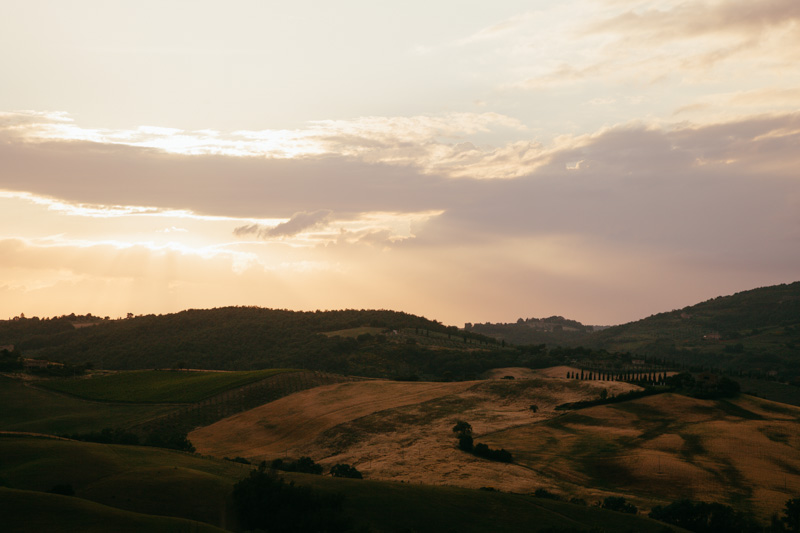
[2,110,529,179]
[2,111,799,325]
[590,0,800,41]
[2,110,799,277]
[234,210,332,239]
[502,0,800,90]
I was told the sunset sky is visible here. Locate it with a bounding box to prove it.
[1,0,799,326]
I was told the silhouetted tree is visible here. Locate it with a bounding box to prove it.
[784,498,800,532]
[452,420,473,436]
[458,434,474,452]
[330,464,362,479]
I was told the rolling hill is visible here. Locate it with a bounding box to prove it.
[187,369,800,522]
[583,282,800,381]
[0,435,683,533]
[0,307,505,379]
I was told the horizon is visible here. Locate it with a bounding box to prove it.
[2,1,799,327]
[7,276,798,329]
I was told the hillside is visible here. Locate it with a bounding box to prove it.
[482,392,800,521]
[0,308,505,379]
[189,371,800,521]
[0,369,349,439]
[3,361,796,530]
[3,281,798,383]
[0,487,227,533]
[582,282,800,381]
[0,435,682,533]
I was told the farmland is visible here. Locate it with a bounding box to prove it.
[0,375,176,435]
[0,435,685,533]
[37,368,298,403]
[480,392,800,520]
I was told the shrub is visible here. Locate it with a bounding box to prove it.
[601,496,637,514]
[233,466,351,532]
[649,499,761,532]
[330,464,363,479]
[473,442,513,463]
[271,456,323,475]
[534,488,561,500]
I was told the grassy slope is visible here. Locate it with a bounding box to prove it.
[481,392,800,520]
[0,437,244,529]
[0,375,176,434]
[0,488,227,533]
[189,380,477,459]
[36,368,296,403]
[0,436,685,533]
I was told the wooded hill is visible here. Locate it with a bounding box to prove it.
[0,308,511,379]
[2,281,799,381]
[582,281,800,382]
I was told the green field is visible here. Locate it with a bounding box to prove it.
[37,368,298,403]
[0,375,177,435]
[0,436,687,533]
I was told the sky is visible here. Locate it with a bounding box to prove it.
[1,0,799,326]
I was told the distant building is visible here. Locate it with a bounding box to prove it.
[0,344,14,353]
[703,332,722,341]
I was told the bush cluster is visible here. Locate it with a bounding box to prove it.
[270,457,323,475]
[233,465,352,532]
[452,420,513,463]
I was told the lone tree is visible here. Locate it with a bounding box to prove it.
[457,433,474,452]
[453,420,474,452]
[452,420,472,437]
